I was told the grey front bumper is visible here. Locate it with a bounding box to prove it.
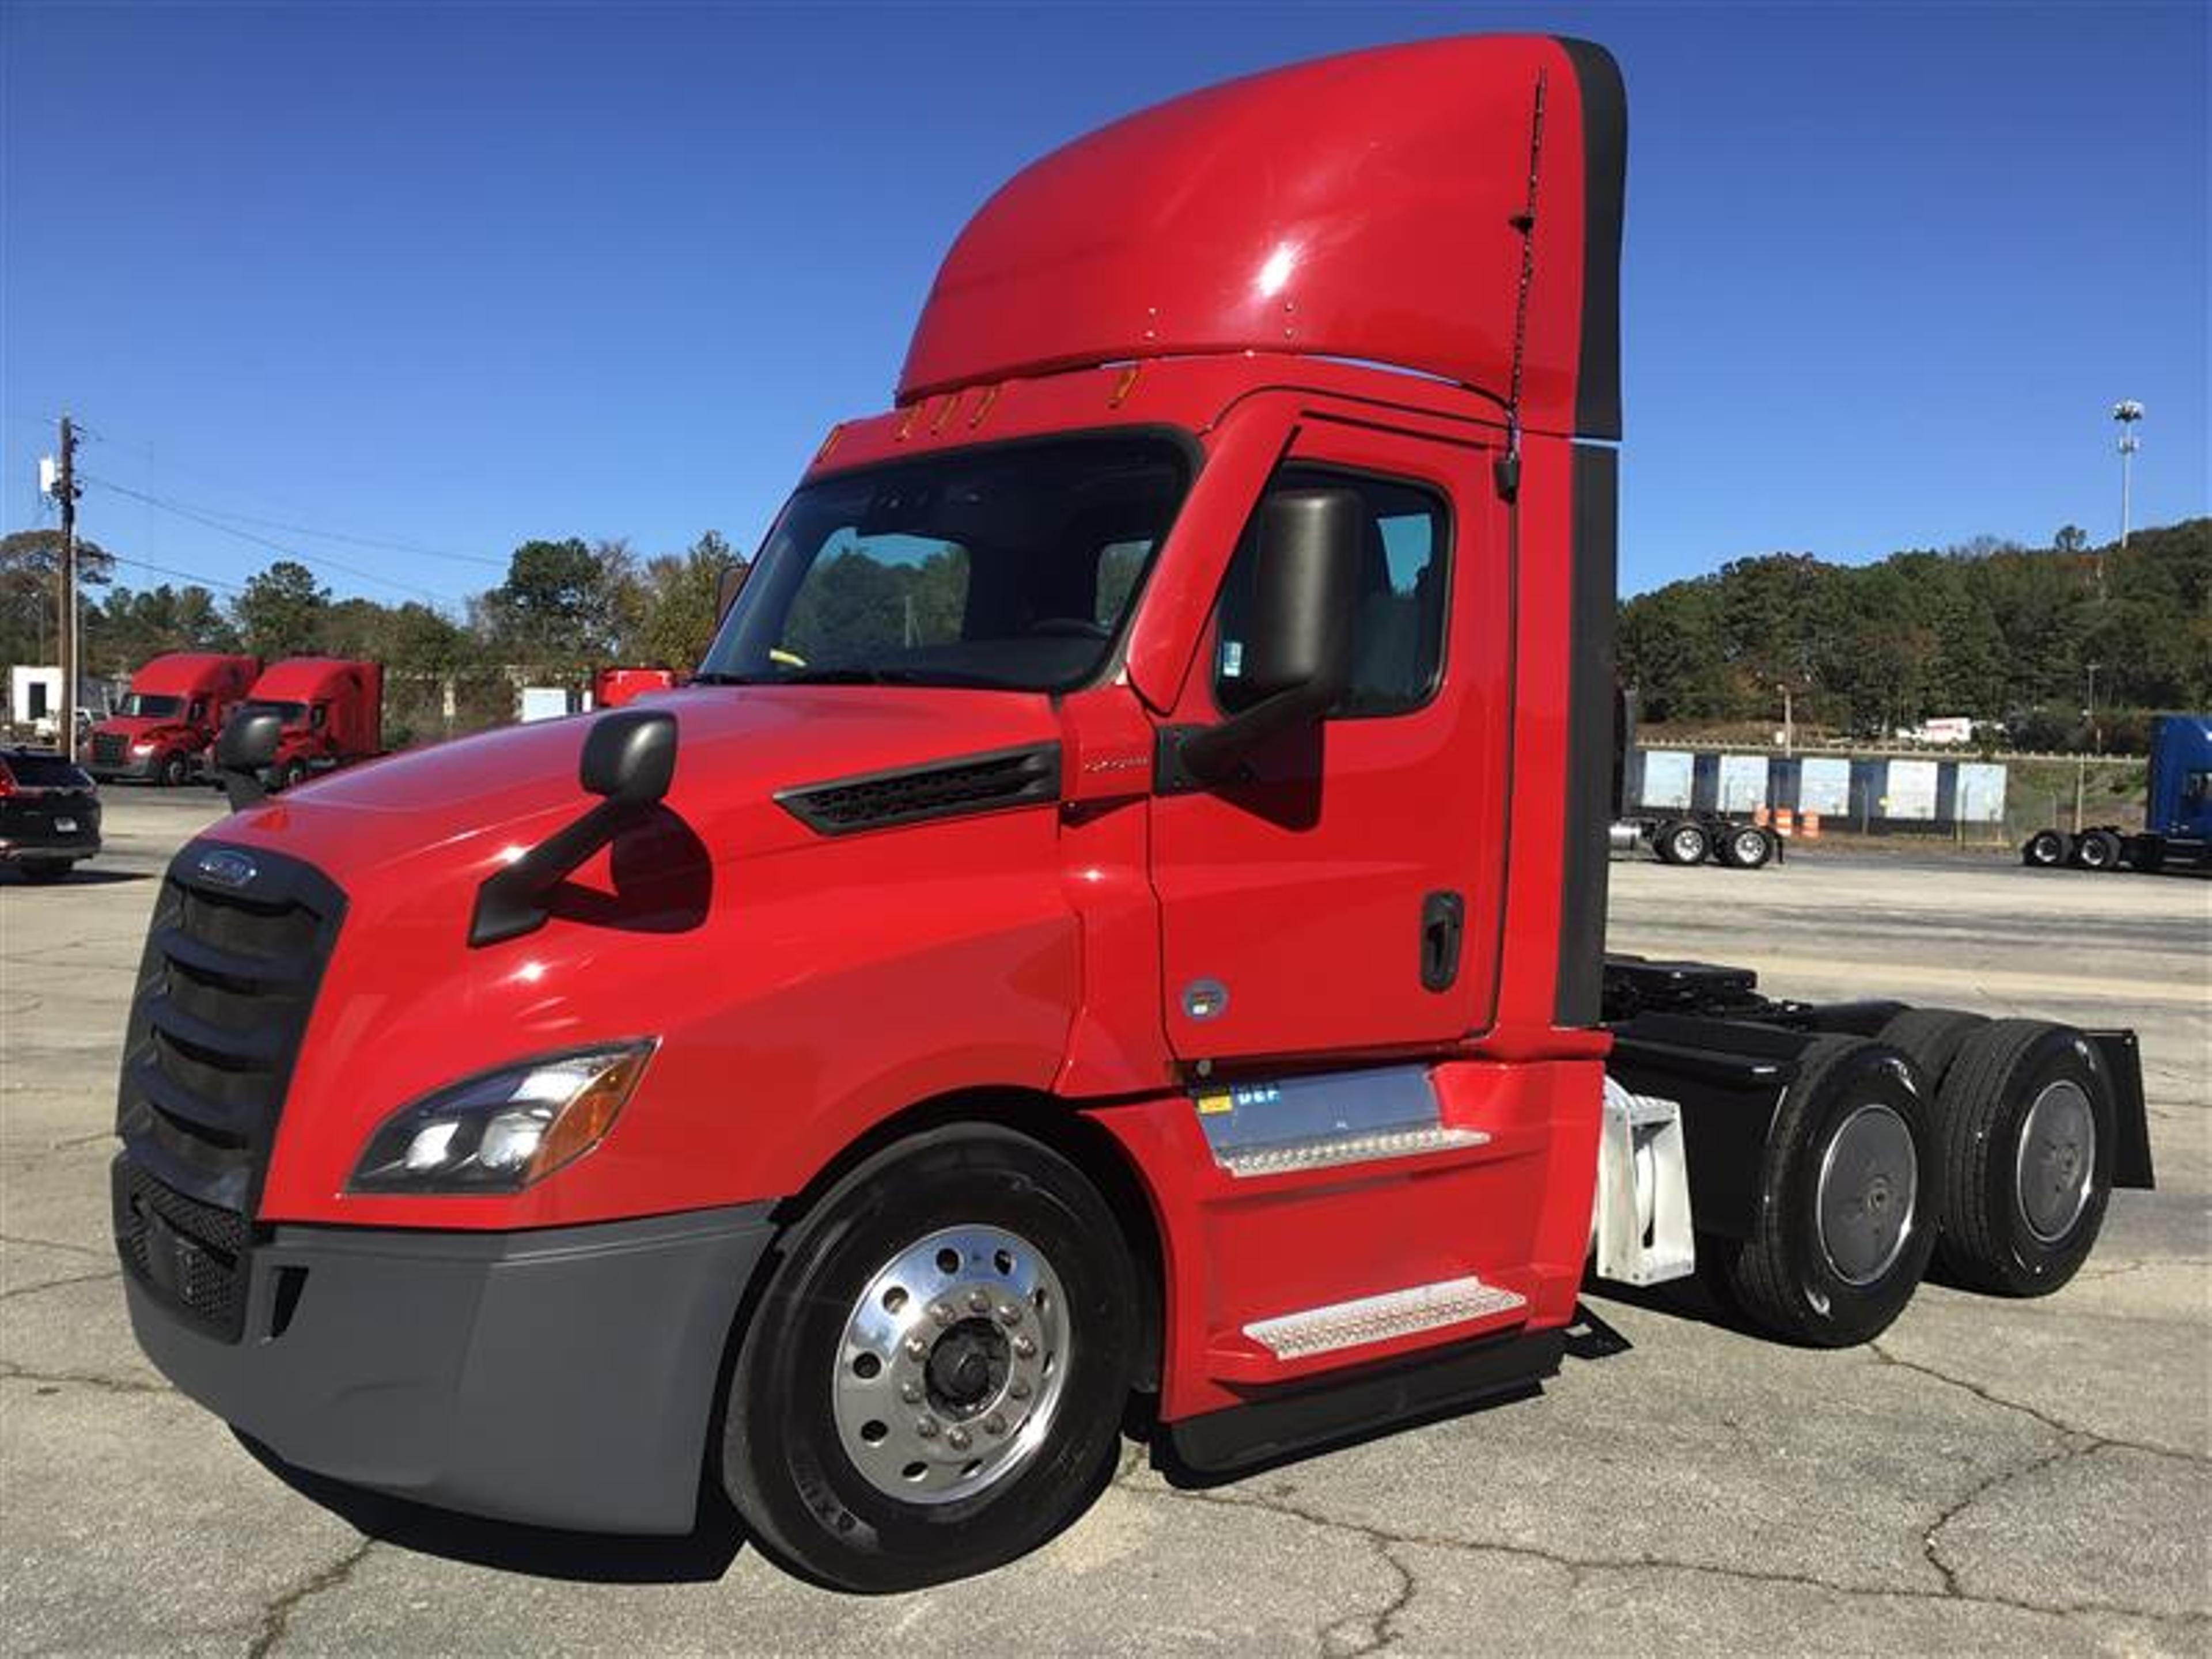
[121,1193,779,1533]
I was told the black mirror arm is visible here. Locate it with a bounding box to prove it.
[1156,677,1342,793]
[468,797,639,946]
[219,765,267,813]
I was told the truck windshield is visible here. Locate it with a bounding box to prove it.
[237,700,308,724]
[119,694,183,719]
[699,435,1190,692]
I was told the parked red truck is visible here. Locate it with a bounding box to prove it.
[592,665,682,709]
[115,37,2150,1592]
[228,657,384,791]
[86,653,259,785]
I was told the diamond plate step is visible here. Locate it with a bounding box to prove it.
[1244,1275,1528,1361]
[1216,1124,1489,1180]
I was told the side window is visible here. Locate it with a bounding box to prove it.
[2183,770,2211,809]
[310,704,328,731]
[187,698,206,724]
[1093,538,1153,628]
[1211,468,1449,718]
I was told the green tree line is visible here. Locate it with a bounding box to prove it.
[0,528,739,694]
[1619,518,2209,749]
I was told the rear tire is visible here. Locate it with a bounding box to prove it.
[1655,821,1710,866]
[1718,1035,1938,1347]
[2022,829,2069,868]
[16,858,74,884]
[2073,828,2122,871]
[1931,1020,2114,1297]
[1877,1007,1988,1097]
[721,1124,1138,1592]
[1716,825,1774,870]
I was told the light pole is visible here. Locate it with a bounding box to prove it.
[2112,400,2143,550]
[1776,681,1794,758]
[2084,661,2100,753]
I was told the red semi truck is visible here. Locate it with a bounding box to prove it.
[86,652,259,785]
[228,657,384,791]
[592,665,683,709]
[115,37,2150,1591]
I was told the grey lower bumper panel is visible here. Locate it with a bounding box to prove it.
[123,1200,779,1533]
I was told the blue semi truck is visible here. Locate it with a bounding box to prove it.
[2023,714,2212,873]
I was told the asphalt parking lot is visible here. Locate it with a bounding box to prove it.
[3,790,2206,1656]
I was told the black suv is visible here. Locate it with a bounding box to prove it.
[1,749,101,882]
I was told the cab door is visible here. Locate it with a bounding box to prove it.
[1147,417,1510,1065]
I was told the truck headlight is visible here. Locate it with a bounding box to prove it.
[349,1042,655,1194]
[130,742,156,755]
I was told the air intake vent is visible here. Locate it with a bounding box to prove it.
[777,743,1061,836]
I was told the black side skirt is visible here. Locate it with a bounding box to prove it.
[1158,1327,1566,1482]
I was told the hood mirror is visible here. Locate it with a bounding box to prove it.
[214,708,284,811]
[715,561,751,625]
[471,709,680,947]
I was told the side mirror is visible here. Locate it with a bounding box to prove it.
[715,561,750,624]
[581,709,677,805]
[214,709,284,810]
[1172,488,1361,786]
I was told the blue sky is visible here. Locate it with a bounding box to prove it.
[3,2,2205,605]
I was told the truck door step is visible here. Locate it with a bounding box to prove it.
[1244,1274,1528,1361]
[1215,1123,1488,1179]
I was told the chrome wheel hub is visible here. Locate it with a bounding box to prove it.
[2017,1080,2096,1243]
[832,1224,1070,1505]
[1816,1103,1918,1286]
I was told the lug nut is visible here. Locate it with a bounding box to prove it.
[997,1303,1022,1325]
[904,1336,929,1361]
[899,1381,923,1404]
[931,1302,955,1327]
[947,1427,972,1451]
[915,1417,940,1439]
[967,1290,991,1313]
[984,1414,1006,1436]
[1012,1335,1036,1359]
[1008,1378,1032,1400]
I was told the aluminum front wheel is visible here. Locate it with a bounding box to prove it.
[2016,1080,2096,1243]
[831,1224,1071,1506]
[1816,1103,1918,1286]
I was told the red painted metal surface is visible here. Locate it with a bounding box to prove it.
[593,666,682,709]
[244,657,383,766]
[900,36,1604,440]
[165,34,1625,1429]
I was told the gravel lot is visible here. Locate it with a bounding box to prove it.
[4,790,2206,1656]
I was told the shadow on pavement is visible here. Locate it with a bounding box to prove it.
[235,1433,747,1584]
[1,868,150,888]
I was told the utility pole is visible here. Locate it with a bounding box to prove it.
[52,415,82,763]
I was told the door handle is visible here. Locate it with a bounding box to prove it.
[1421,891,1465,993]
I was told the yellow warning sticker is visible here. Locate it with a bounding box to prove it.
[1195,1092,1233,1116]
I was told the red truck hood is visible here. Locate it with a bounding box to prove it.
[213,684,1062,882]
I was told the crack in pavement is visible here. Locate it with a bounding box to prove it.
[0,1229,109,1259]
[1869,1339,2209,1464]
[1320,1536,1415,1657]
[0,1265,119,1300]
[0,1362,170,1395]
[1119,1452,2201,1638]
[247,1537,377,1659]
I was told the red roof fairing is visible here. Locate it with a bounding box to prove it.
[899,36,1623,442]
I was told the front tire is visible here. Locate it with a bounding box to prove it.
[722,1124,1139,1592]
[157,751,190,788]
[1718,1035,1939,1347]
[1931,1021,2114,1297]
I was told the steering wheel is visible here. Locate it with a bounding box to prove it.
[1024,618,1112,640]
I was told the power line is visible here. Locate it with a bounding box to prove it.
[48,415,503,567]
[82,474,457,603]
[107,555,248,594]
